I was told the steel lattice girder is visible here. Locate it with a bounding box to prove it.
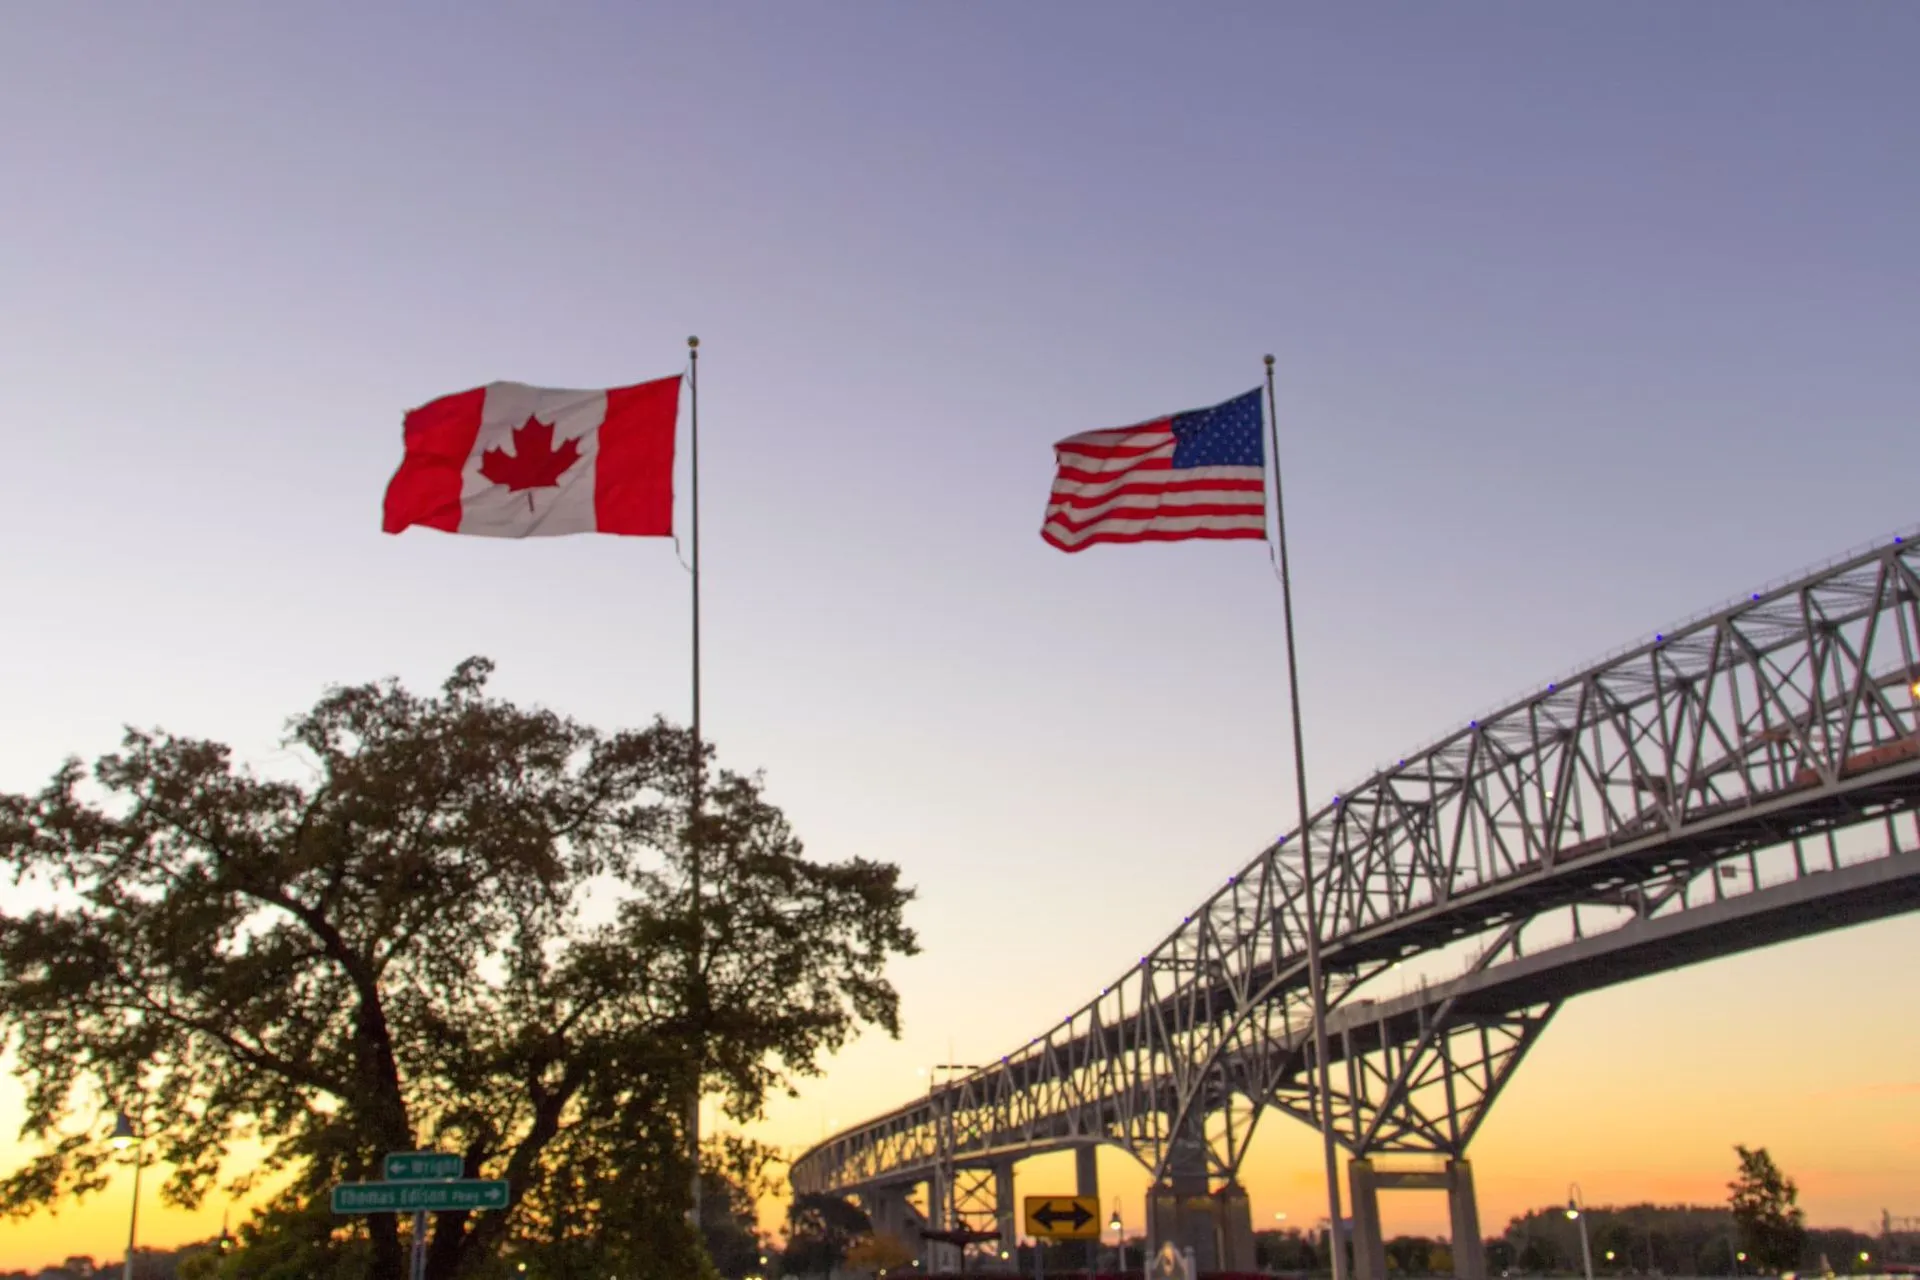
[793,532,1920,1197]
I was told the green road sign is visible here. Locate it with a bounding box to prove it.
[331,1180,510,1215]
[384,1152,463,1181]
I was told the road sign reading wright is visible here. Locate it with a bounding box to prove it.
[383,1152,463,1181]
[331,1180,510,1214]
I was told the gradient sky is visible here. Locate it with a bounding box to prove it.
[3,2,1919,1269]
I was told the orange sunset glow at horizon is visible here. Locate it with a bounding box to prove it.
[5,909,1917,1272]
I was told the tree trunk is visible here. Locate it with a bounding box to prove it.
[370,1213,407,1280]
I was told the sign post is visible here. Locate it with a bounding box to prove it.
[331,1153,510,1280]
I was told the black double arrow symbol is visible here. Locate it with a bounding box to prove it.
[1033,1200,1095,1231]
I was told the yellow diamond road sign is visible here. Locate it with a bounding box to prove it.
[1024,1194,1099,1239]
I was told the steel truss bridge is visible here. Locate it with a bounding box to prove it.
[793,530,1920,1277]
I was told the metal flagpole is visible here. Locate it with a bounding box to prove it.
[1263,353,1348,1280]
[686,334,705,1235]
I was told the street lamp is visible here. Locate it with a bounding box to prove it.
[1567,1186,1595,1280]
[1112,1201,1126,1273]
[111,1111,144,1280]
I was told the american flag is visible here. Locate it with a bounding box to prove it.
[1041,388,1268,552]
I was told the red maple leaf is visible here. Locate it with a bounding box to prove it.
[479,416,584,512]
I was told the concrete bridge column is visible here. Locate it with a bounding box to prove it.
[925,1169,957,1276]
[1349,1159,1389,1280]
[864,1183,916,1240]
[1149,1121,1220,1274]
[996,1161,1018,1271]
[863,1183,926,1270]
[1076,1145,1100,1273]
[1446,1159,1486,1280]
[1214,1181,1257,1273]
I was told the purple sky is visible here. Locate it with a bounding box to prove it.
[2,2,1917,1260]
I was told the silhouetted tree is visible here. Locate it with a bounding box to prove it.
[784,1192,872,1275]
[0,660,916,1280]
[1730,1145,1806,1274]
[1256,1228,1320,1272]
[1387,1235,1439,1274]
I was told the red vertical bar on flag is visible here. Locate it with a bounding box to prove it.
[594,375,682,536]
[382,387,485,534]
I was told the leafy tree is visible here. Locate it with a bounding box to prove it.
[1255,1228,1319,1272]
[0,660,916,1280]
[699,1136,780,1280]
[1730,1145,1806,1274]
[1517,1237,1561,1272]
[1386,1236,1437,1274]
[784,1192,873,1275]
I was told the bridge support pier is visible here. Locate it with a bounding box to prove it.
[1215,1181,1256,1273]
[1350,1160,1389,1280]
[1077,1145,1099,1274]
[862,1184,925,1260]
[1145,1120,1256,1274]
[1345,1158,1486,1280]
[1148,1124,1216,1275]
[995,1161,1017,1271]
[1447,1159,1486,1280]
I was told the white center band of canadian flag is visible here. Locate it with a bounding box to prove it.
[383,375,681,539]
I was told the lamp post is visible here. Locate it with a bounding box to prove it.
[1567,1186,1594,1280]
[110,1111,143,1280]
[1111,1202,1125,1274]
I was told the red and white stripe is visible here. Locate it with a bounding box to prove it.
[1040,421,1267,552]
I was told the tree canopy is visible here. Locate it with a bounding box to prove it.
[0,659,917,1280]
[1730,1144,1806,1273]
[783,1192,874,1276]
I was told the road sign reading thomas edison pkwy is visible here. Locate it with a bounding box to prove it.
[331,1180,510,1214]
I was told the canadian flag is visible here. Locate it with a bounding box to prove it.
[382,375,681,537]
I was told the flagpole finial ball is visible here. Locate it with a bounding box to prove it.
[1264,354,1275,367]
[687,335,699,350]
